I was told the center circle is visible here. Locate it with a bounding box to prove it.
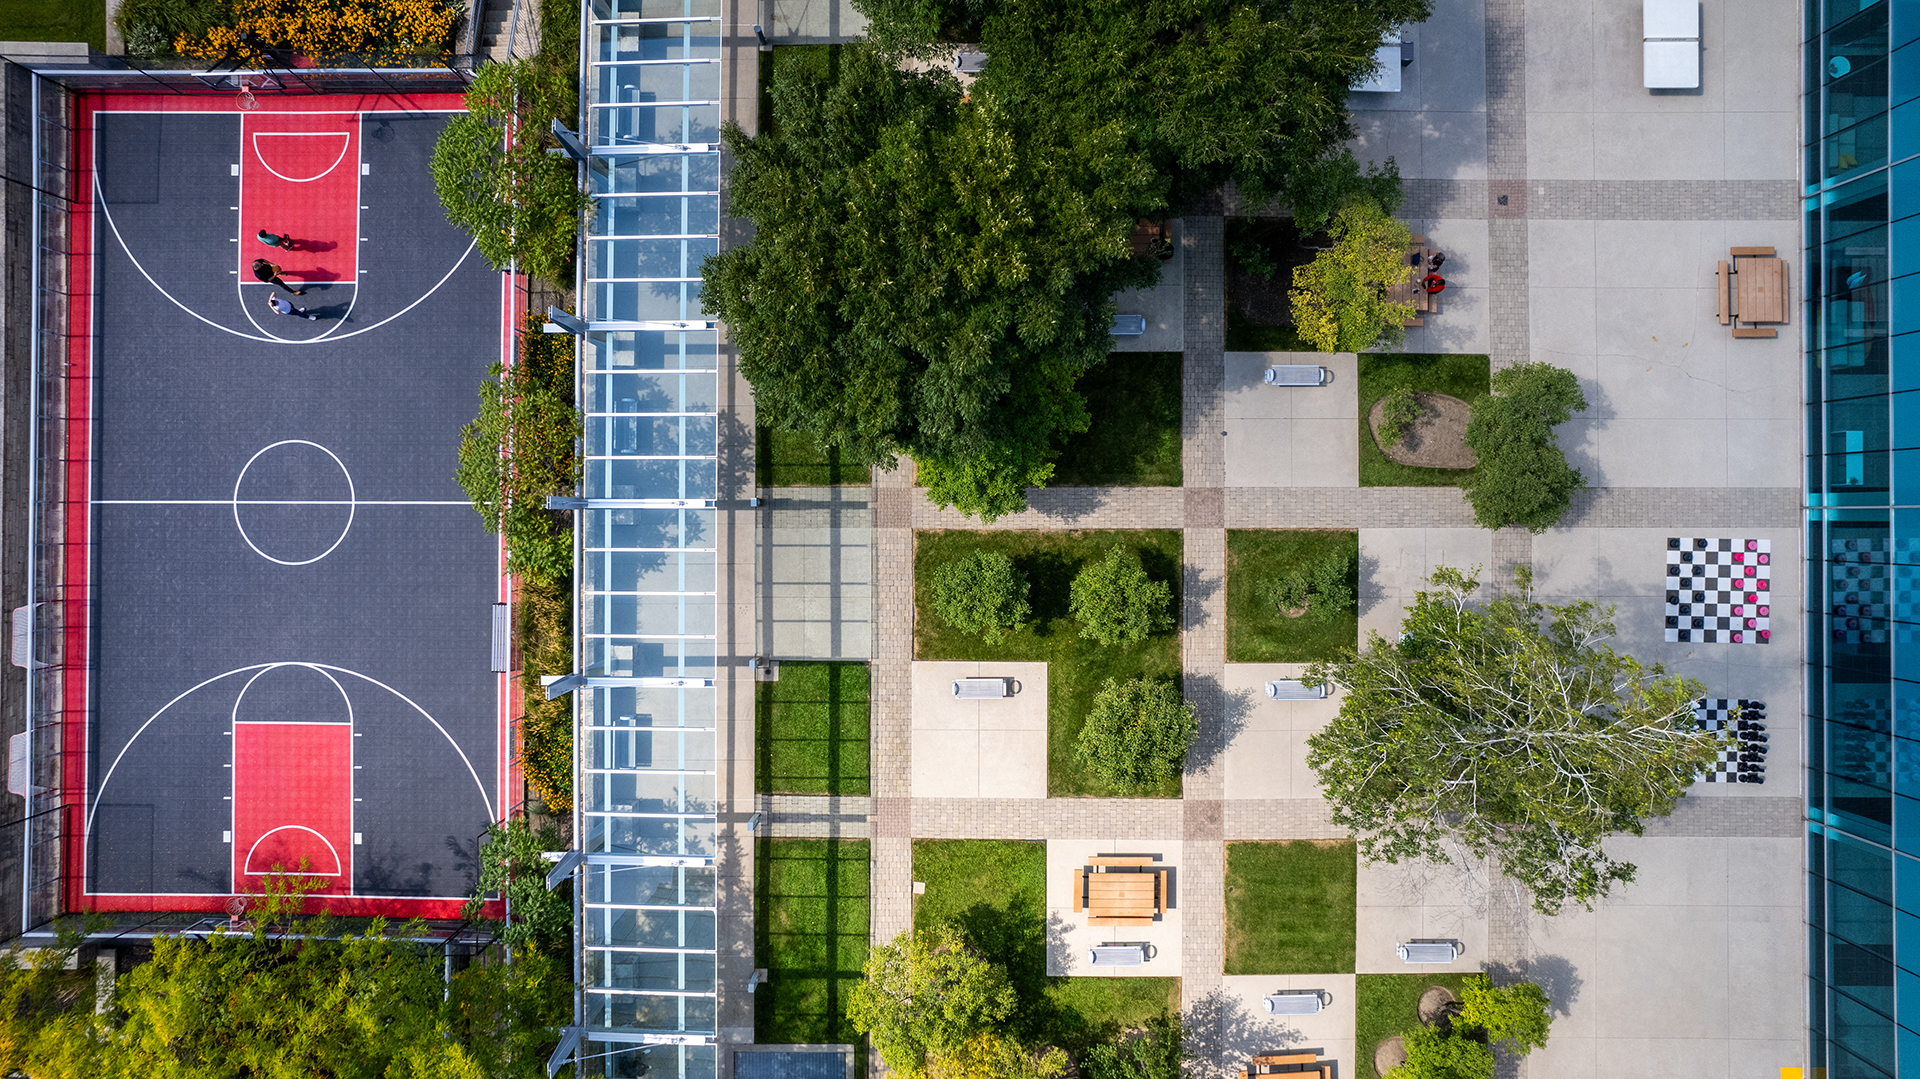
[231,440,356,565]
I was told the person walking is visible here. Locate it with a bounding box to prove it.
[265,292,317,321]
[252,258,302,294]
[256,228,298,251]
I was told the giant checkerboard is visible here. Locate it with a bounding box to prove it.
[1664,537,1772,644]
[1694,698,1766,783]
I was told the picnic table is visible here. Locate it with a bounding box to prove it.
[1240,1052,1331,1079]
[1383,234,1440,327]
[1716,246,1790,338]
[1070,855,1168,926]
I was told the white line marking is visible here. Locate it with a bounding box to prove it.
[95,499,470,505]
[231,440,355,566]
[94,171,477,346]
[250,131,351,183]
[87,661,496,840]
[242,826,344,876]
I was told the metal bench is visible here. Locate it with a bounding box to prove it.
[1261,989,1330,1015]
[1396,940,1462,964]
[1109,314,1147,335]
[951,677,1011,700]
[1263,365,1328,386]
[1088,944,1147,967]
[1264,680,1328,701]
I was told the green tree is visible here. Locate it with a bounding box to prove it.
[1460,362,1588,532]
[454,318,581,586]
[1456,974,1552,1056]
[931,548,1032,643]
[1307,545,1356,623]
[1070,545,1174,646]
[430,60,591,285]
[0,906,568,1078]
[1075,677,1197,791]
[463,816,573,957]
[705,44,1164,521]
[1377,386,1421,448]
[1080,1010,1186,1079]
[1289,199,1417,353]
[858,0,1432,210]
[1304,566,1723,915]
[848,926,1019,1079]
[1393,1024,1495,1079]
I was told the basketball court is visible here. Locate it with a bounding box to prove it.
[64,90,515,918]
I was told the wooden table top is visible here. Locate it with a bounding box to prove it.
[1081,868,1164,924]
[1735,256,1789,324]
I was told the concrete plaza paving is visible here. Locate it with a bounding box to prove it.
[908,661,1048,799]
[758,487,873,660]
[1222,351,1358,488]
[1045,839,1186,977]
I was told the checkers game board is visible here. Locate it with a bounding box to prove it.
[1693,698,1766,783]
[1664,537,1772,644]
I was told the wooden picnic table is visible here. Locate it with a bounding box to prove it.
[1070,860,1168,926]
[1383,234,1439,327]
[1239,1052,1330,1079]
[1716,246,1789,338]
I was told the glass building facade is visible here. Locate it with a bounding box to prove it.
[568,0,722,1075]
[1809,1,1920,1075]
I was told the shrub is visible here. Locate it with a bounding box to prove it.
[1456,974,1552,1056]
[1377,386,1421,448]
[123,23,172,54]
[1260,547,1354,624]
[517,574,573,812]
[1288,200,1417,353]
[1394,1023,1494,1079]
[1070,545,1173,646]
[930,549,1031,644]
[917,443,1055,525]
[431,60,592,286]
[455,311,581,587]
[116,0,236,56]
[173,0,459,64]
[1229,234,1282,281]
[1460,362,1587,532]
[1075,677,1196,790]
[1080,1011,1185,1079]
[463,817,572,956]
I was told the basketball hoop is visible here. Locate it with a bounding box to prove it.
[235,75,261,111]
[226,894,248,916]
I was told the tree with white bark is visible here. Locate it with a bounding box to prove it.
[1303,566,1725,915]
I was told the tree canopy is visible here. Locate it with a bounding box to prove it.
[1460,362,1588,532]
[855,0,1432,213]
[1303,566,1723,914]
[0,905,567,1079]
[705,45,1163,519]
[1289,199,1416,352]
[847,926,1020,1079]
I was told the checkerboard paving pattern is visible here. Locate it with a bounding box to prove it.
[1694,698,1768,783]
[1665,537,1773,644]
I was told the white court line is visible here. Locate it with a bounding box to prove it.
[92,170,477,346]
[87,661,496,844]
[94,499,471,505]
[237,119,363,343]
[250,131,351,183]
[243,826,344,877]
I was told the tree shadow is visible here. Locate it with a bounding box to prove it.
[1520,953,1583,1019]
[1185,984,1306,1077]
[1014,549,1080,629]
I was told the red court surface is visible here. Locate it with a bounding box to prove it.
[239,113,361,284]
[62,90,518,921]
[233,723,353,894]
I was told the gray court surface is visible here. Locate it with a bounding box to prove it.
[86,108,501,901]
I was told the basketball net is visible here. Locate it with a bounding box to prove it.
[235,75,261,112]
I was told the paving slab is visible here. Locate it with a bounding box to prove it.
[759,487,872,659]
[1221,663,1341,802]
[908,661,1047,799]
[1216,974,1357,1074]
[1046,839,1186,977]
[1355,854,1489,975]
[1223,352,1359,488]
[1109,218,1184,353]
[1356,527,1495,643]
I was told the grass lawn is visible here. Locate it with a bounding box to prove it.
[914,530,1184,797]
[913,840,1179,1053]
[1226,530,1359,662]
[1223,841,1356,975]
[1052,352,1183,487]
[756,662,870,796]
[1226,306,1315,352]
[1356,353,1491,488]
[758,427,872,487]
[1,0,104,49]
[756,838,871,1057]
[1356,972,1472,1079]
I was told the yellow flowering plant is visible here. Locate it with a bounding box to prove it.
[176,0,459,65]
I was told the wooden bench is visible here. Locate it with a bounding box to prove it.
[1716,260,1731,325]
[1382,234,1438,327]
[1088,855,1158,867]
